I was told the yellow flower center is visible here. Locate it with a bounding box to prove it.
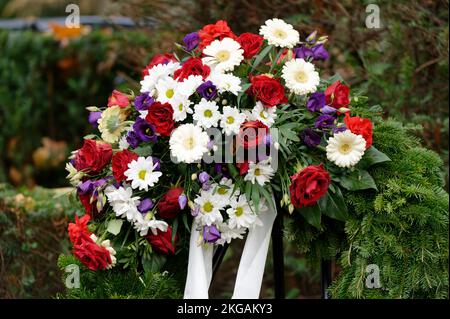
[295,71,308,83]
[274,29,287,39]
[178,103,184,111]
[226,116,235,124]
[340,143,351,154]
[235,206,244,217]
[166,89,174,99]
[259,111,268,119]
[184,137,195,150]
[204,109,213,118]
[217,187,228,195]
[138,170,147,180]
[254,168,261,176]
[216,50,230,62]
[203,202,214,213]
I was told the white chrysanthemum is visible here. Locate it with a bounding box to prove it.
[216,222,247,245]
[226,195,262,229]
[211,177,239,206]
[133,214,168,236]
[208,71,242,95]
[171,94,193,122]
[259,18,299,48]
[282,58,320,95]
[177,75,204,97]
[244,158,275,186]
[251,101,277,127]
[155,77,178,104]
[140,61,180,95]
[326,130,366,168]
[65,162,83,186]
[202,38,244,73]
[98,105,128,144]
[220,106,247,135]
[105,185,141,222]
[169,124,210,163]
[194,191,224,226]
[97,237,117,268]
[193,98,220,129]
[124,156,162,191]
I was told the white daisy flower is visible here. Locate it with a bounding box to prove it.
[177,75,204,97]
[244,158,275,186]
[155,77,178,104]
[169,124,210,163]
[65,162,83,186]
[226,194,263,229]
[97,237,117,268]
[282,58,320,95]
[326,130,366,168]
[251,101,277,127]
[133,215,168,236]
[124,156,162,191]
[105,185,141,222]
[171,94,193,122]
[211,177,240,206]
[140,61,180,95]
[97,105,128,144]
[118,125,133,150]
[220,106,247,135]
[193,98,221,129]
[202,37,244,73]
[194,191,224,226]
[208,71,242,95]
[259,18,300,48]
[216,222,247,245]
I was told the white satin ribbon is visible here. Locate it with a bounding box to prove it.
[183,197,277,299]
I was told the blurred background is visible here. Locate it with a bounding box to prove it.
[0,0,448,298]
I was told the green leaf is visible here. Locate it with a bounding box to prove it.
[134,144,153,157]
[227,163,239,179]
[318,187,349,222]
[259,185,275,211]
[172,218,178,245]
[251,45,272,71]
[142,254,166,274]
[357,146,391,169]
[339,169,378,191]
[298,205,322,229]
[245,181,252,204]
[106,219,123,235]
[252,184,260,215]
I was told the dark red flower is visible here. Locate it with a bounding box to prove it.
[74,139,112,175]
[246,75,288,107]
[145,102,175,137]
[237,33,264,59]
[238,121,269,149]
[289,164,330,208]
[68,214,91,245]
[142,53,177,78]
[157,187,184,219]
[325,80,350,109]
[73,238,112,271]
[112,150,139,183]
[173,57,210,82]
[146,227,177,255]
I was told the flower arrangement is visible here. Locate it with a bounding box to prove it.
[65,18,390,274]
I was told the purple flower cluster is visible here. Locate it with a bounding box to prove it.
[294,44,328,61]
[183,32,200,51]
[197,81,218,100]
[127,118,157,148]
[134,92,154,111]
[203,225,221,243]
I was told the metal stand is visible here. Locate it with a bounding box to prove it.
[271,210,285,299]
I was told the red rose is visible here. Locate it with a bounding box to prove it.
[237,33,264,59]
[107,90,130,108]
[289,164,331,209]
[325,80,350,109]
[112,150,139,183]
[68,214,91,245]
[246,75,288,107]
[74,139,112,175]
[142,53,177,78]
[157,187,184,218]
[146,227,177,255]
[78,193,103,219]
[173,57,210,82]
[73,238,112,271]
[238,121,269,149]
[236,161,250,175]
[145,102,175,137]
[344,113,373,149]
[198,20,236,49]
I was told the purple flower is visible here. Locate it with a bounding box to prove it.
[197,81,218,100]
[333,125,347,134]
[138,198,154,213]
[178,194,187,210]
[312,44,329,61]
[77,178,110,196]
[88,112,102,128]
[306,92,326,112]
[300,128,321,148]
[183,32,200,51]
[191,204,200,217]
[126,131,140,148]
[202,182,212,191]
[214,164,231,178]
[294,45,314,60]
[203,225,221,243]
[198,172,210,184]
[152,157,161,171]
[133,118,157,143]
[320,105,337,115]
[263,134,272,146]
[315,115,336,130]
[134,92,154,111]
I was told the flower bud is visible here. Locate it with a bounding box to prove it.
[198,171,210,184]
[191,173,197,181]
[338,107,351,113]
[288,204,294,214]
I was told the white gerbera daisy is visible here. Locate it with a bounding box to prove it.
[202,37,244,73]
[244,158,275,186]
[220,106,247,135]
[194,192,224,226]
[259,18,299,48]
[211,177,239,206]
[140,61,180,95]
[171,94,193,122]
[104,185,141,222]
[124,156,162,191]
[208,71,242,95]
[169,124,210,163]
[155,77,178,104]
[177,75,204,97]
[251,101,277,127]
[216,222,247,245]
[193,98,220,128]
[282,58,320,95]
[326,130,366,168]
[97,105,128,144]
[226,195,262,229]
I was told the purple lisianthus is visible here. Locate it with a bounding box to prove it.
[294,45,314,60]
[178,194,187,210]
[198,171,210,184]
[300,128,321,148]
[312,44,329,61]
[183,31,200,51]
[203,225,221,243]
[88,112,102,128]
[315,115,336,130]
[197,81,218,100]
[152,157,161,171]
[133,118,157,143]
[191,204,200,217]
[77,177,110,196]
[306,92,326,112]
[333,125,347,134]
[202,182,212,191]
[214,164,231,178]
[138,198,154,213]
[126,131,140,148]
[134,92,154,111]
[320,105,337,115]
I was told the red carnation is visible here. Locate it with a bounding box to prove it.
[344,113,373,149]
[238,121,269,149]
[112,150,139,183]
[173,57,210,82]
[198,20,236,49]
[146,227,177,255]
[289,164,331,209]
[107,90,130,108]
[145,102,175,137]
[246,74,288,107]
[325,80,350,109]
[142,53,177,78]
[157,187,184,219]
[73,238,112,271]
[68,214,91,245]
[74,139,112,175]
[237,33,264,59]
[236,161,250,175]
